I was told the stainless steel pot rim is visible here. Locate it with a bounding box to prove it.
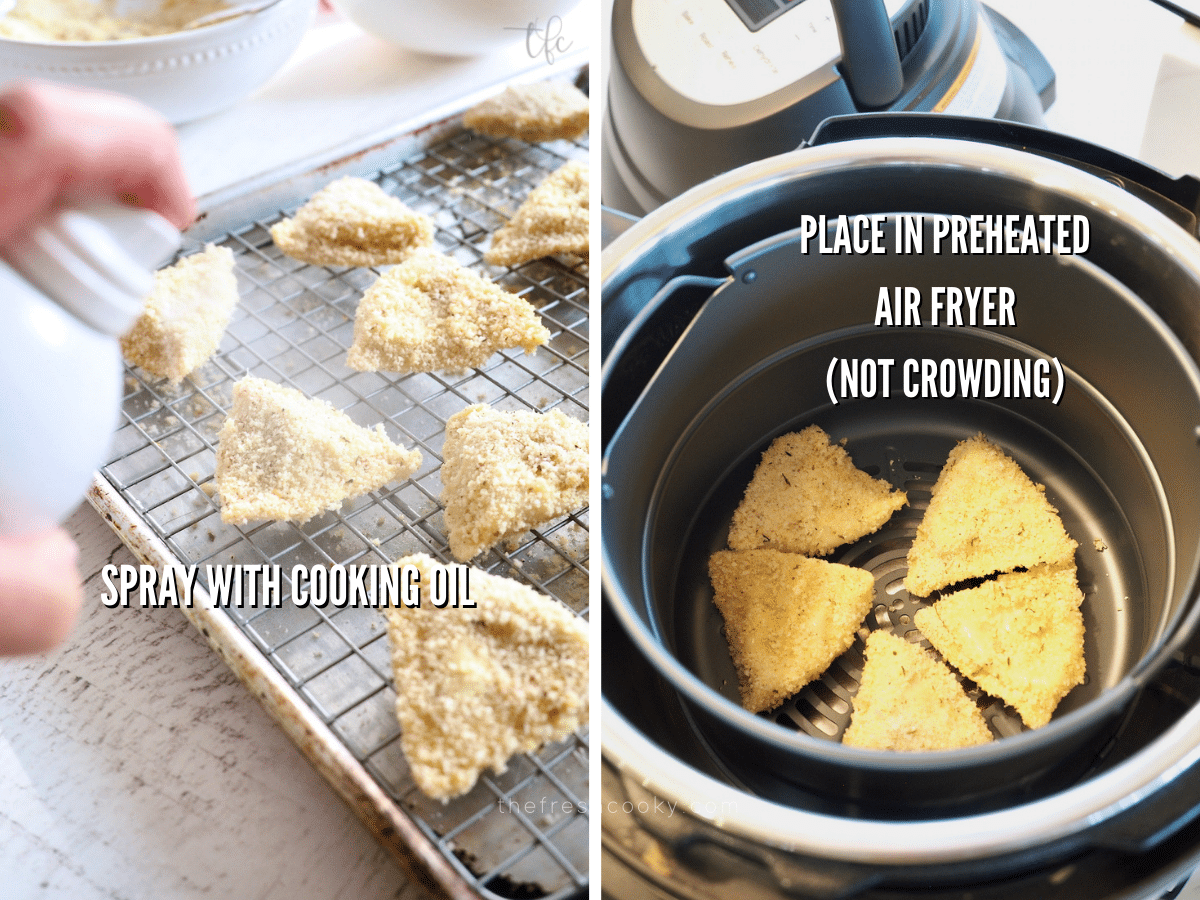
[600,135,1200,297]
[603,693,1200,864]
[601,136,1200,860]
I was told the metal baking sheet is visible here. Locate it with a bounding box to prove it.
[87,95,590,900]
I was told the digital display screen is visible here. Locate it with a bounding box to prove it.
[724,0,804,31]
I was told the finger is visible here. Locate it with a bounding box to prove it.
[0,81,195,241]
[17,81,196,227]
[0,528,83,656]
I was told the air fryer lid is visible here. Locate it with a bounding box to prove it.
[601,121,1200,813]
[603,0,1056,214]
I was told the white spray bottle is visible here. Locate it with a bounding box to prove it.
[0,203,181,535]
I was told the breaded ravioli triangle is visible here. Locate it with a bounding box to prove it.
[914,564,1086,729]
[269,176,434,267]
[215,377,421,525]
[727,425,907,556]
[346,249,550,374]
[485,161,589,267]
[463,80,589,142]
[120,244,238,386]
[843,630,993,751]
[708,548,875,713]
[385,554,589,799]
[440,405,588,561]
[904,434,1077,596]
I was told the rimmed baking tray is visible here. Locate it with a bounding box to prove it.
[86,87,590,900]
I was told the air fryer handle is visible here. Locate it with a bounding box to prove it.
[829,0,904,109]
[1083,747,1200,854]
[806,113,1200,237]
[615,770,885,899]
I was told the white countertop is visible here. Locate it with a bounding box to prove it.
[986,0,1196,169]
[181,3,593,201]
[6,1,1200,898]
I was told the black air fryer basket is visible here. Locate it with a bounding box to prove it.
[602,115,1200,814]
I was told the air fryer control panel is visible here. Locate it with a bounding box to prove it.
[628,0,912,105]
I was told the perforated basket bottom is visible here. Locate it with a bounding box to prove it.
[100,125,589,899]
[673,404,1142,747]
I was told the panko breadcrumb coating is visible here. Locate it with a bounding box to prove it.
[914,564,1086,729]
[120,244,238,386]
[385,553,589,799]
[346,249,549,374]
[463,80,590,142]
[485,161,588,267]
[269,176,434,267]
[440,405,588,561]
[708,548,875,713]
[904,434,1077,596]
[215,377,421,525]
[0,0,228,40]
[843,630,993,751]
[727,425,907,556]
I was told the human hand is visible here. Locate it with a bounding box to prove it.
[0,529,83,655]
[0,79,195,246]
[0,80,195,654]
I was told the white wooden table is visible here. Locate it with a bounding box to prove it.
[0,501,436,900]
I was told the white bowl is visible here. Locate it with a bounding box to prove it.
[0,0,318,124]
[334,0,582,56]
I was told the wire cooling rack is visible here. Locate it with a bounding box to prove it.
[91,115,589,900]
